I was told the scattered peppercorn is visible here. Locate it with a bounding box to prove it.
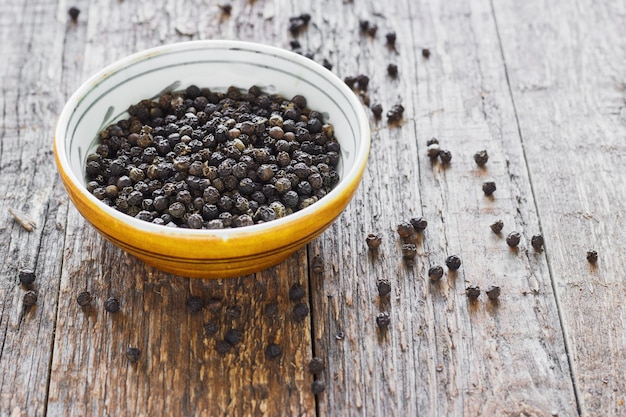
[445,255,462,271]
[322,58,333,70]
[290,39,301,50]
[402,243,417,260]
[474,150,489,167]
[397,222,414,239]
[586,250,598,264]
[439,149,452,164]
[386,104,405,123]
[293,302,310,322]
[311,380,326,395]
[422,48,431,59]
[482,180,497,196]
[216,340,232,354]
[386,31,396,46]
[308,357,325,374]
[68,6,80,22]
[466,286,480,300]
[371,103,383,119]
[377,279,391,296]
[376,311,391,328]
[104,297,120,313]
[76,291,92,307]
[204,321,219,336]
[18,268,36,286]
[490,220,504,234]
[126,347,141,362]
[265,343,282,359]
[410,216,428,232]
[531,235,544,251]
[427,143,441,159]
[289,14,310,36]
[506,232,521,247]
[366,233,382,250]
[23,290,37,307]
[387,64,398,78]
[289,283,306,301]
[426,137,439,146]
[486,285,501,300]
[219,3,232,15]
[225,329,243,346]
[185,296,204,312]
[355,74,369,91]
[428,265,444,281]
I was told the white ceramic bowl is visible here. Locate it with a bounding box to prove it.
[54,40,370,278]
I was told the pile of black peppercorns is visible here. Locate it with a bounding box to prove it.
[85,85,341,229]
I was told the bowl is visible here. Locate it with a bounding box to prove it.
[54,40,370,278]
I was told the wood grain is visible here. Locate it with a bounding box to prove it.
[491,0,626,415]
[0,0,624,415]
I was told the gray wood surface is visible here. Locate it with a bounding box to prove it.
[0,0,624,416]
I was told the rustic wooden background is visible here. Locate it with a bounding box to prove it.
[1,0,624,416]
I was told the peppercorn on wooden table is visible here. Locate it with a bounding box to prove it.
[1,0,625,416]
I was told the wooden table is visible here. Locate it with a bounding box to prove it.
[1,0,624,415]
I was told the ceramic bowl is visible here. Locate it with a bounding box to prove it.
[54,40,370,278]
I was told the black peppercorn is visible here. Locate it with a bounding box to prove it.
[289,283,306,301]
[438,149,452,164]
[311,380,326,395]
[219,3,232,15]
[18,268,36,286]
[216,340,232,354]
[366,233,382,250]
[426,143,440,159]
[77,291,92,307]
[265,343,282,359]
[355,74,369,91]
[426,137,439,146]
[308,357,325,374]
[292,302,310,322]
[23,290,37,307]
[386,104,405,123]
[482,180,496,196]
[68,6,80,22]
[445,255,462,271]
[466,286,480,300]
[225,329,243,346]
[531,235,544,251]
[387,64,398,78]
[371,103,383,118]
[104,297,120,313]
[410,217,428,232]
[428,265,444,281]
[490,220,504,234]
[185,296,204,312]
[377,279,391,296]
[586,250,598,264]
[474,150,489,167]
[204,321,219,336]
[506,232,521,247]
[376,311,391,328]
[486,285,501,300]
[397,222,414,239]
[402,243,417,260]
[422,48,431,59]
[385,31,397,46]
[126,347,141,362]
[290,39,301,50]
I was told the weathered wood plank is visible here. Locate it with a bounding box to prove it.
[308,0,579,415]
[45,0,317,416]
[491,0,626,415]
[0,0,67,415]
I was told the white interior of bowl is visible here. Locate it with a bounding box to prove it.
[55,40,370,236]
